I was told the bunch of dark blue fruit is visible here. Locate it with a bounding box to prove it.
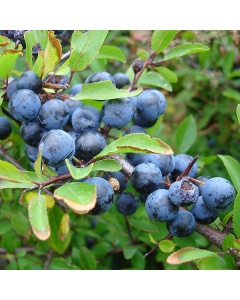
[1,68,236,237]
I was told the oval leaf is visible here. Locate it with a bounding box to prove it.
[151,30,179,54]
[0,49,22,80]
[137,50,149,60]
[0,35,10,47]
[175,114,197,153]
[159,240,176,253]
[69,30,108,72]
[218,155,240,191]
[155,67,178,83]
[223,89,240,102]
[198,256,232,270]
[28,194,50,240]
[59,213,70,241]
[97,45,126,63]
[79,246,97,270]
[94,133,173,160]
[164,43,209,60]
[54,182,97,214]
[128,218,158,232]
[138,71,172,92]
[73,80,142,101]
[167,247,216,264]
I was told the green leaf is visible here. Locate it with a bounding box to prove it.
[164,43,209,60]
[222,233,235,252]
[0,49,22,80]
[73,80,142,101]
[43,32,62,76]
[138,71,172,92]
[0,160,35,189]
[131,249,146,270]
[69,30,108,72]
[137,50,149,60]
[66,159,122,180]
[167,247,216,264]
[54,182,97,214]
[155,67,178,83]
[0,35,10,47]
[223,89,240,102]
[218,155,240,191]
[198,255,232,270]
[28,194,50,241]
[48,206,71,254]
[94,133,173,160]
[97,45,126,63]
[55,59,71,76]
[128,218,158,232]
[59,213,70,241]
[50,258,79,270]
[151,30,179,54]
[79,246,97,270]
[159,240,176,253]
[34,145,42,182]
[90,58,107,72]
[233,192,240,238]
[237,104,240,124]
[223,50,234,76]
[175,114,197,153]
[123,245,137,259]
[24,31,37,69]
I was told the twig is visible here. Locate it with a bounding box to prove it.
[124,216,135,245]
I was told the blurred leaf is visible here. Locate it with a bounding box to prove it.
[43,32,62,76]
[167,247,216,264]
[0,49,22,80]
[233,192,240,238]
[138,71,172,92]
[54,182,97,214]
[164,43,209,60]
[42,162,58,178]
[69,30,108,71]
[123,245,137,259]
[175,114,197,153]
[97,45,126,62]
[237,104,240,124]
[28,194,50,241]
[79,246,97,270]
[137,50,149,60]
[24,31,37,69]
[59,213,70,241]
[222,50,234,76]
[73,80,142,100]
[94,133,173,160]
[148,233,158,244]
[131,249,146,270]
[223,89,240,102]
[0,220,11,235]
[198,255,232,270]
[159,240,176,253]
[50,258,79,270]
[0,35,10,47]
[218,155,240,191]
[151,30,179,54]
[1,232,18,253]
[48,206,71,254]
[155,67,178,83]
[128,218,158,232]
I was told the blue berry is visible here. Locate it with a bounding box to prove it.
[171,154,198,180]
[0,117,12,140]
[201,177,235,211]
[20,119,48,146]
[85,177,114,215]
[115,192,139,215]
[141,153,175,176]
[145,189,179,222]
[69,84,82,96]
[169,178,199,207]
[17,70,42,93]
[112,73,130,89]
[191,196,219,225]
[166,210,196,237]
[85,71,116,86]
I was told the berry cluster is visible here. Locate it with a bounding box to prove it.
[2,67,236,238]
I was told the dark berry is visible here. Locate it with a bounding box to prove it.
[115,192,139,215]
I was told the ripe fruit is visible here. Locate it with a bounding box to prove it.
[17,70,42,93]
[115,192,139,215]
[8,89,41,122]
[201,177,235,211]
[71,105,101,134]
[130,162,162,194]
[169,178,199,207]
[171,154,198,180]
[0,117,12,140]
[112,73,130,89]
[85,177,114,215]
[69,84,82,96]
[191,196,219,225]
[141,153,175,176]
[85,71,116,86]
[145,189,179,222]
[166,210,196,237]
[75,131,106,161]
[101,98,134,129]
[39,98,70,130]
[20,120,48,146]
[39,129,75,167]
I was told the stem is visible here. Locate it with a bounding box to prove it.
[178,154,200,180]
[144,233,173,258]
[0,148,25,171]
[124,216,135,245]
[42,82,69,91]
